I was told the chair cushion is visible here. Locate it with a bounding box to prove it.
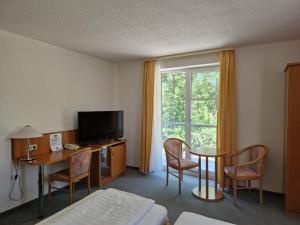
[224,166,260,179]
[49,169,70,182]
[49,169,81,183]
[169,159,198,170]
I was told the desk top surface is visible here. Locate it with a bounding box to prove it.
[20,140,126,165]
[25,149,78,165]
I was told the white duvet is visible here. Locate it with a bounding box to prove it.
[175,212,234,225]
[37,188,155,225]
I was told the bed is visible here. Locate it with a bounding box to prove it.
[36,188,168,225]
[175,212,234,225]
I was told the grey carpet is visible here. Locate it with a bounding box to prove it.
[0,168,299,225]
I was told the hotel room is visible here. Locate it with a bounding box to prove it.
[0,0,300,224]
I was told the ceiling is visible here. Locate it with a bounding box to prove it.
[0,0,300,62]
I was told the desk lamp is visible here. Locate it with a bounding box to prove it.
[12,125,43,161]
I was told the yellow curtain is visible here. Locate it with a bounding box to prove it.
[217,50,237,184]
[140,60,156,174]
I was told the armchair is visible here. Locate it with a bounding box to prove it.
[223,145,268,205]
[163,138,198,194]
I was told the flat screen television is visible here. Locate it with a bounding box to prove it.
[78,111,123,144]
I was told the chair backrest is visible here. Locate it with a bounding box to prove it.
[247,145,268,175]
[69,150,92,178]
[163,138,185,162]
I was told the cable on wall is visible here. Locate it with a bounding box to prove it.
[9,160,23,201]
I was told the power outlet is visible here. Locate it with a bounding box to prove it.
[29,144,37,151]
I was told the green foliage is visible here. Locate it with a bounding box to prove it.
[161,72,185,124]
[161,70,219,151]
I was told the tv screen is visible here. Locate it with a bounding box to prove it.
[78,111,123,143]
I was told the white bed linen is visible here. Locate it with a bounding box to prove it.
[136,204,168,225]
[175,212,234,225]
[37,188,155,225]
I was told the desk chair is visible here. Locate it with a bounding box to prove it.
[163,138,198,194]
[48,149,92,204]
[223,145,268,205]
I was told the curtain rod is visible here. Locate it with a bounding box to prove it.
[146,47,234,61]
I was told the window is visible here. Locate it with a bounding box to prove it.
[161,64,219,171]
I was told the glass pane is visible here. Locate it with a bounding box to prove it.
[192,71,219,100]
[192,99,217,125]
[191,69,218,156]
[162,124,185,141]
[191,126,216,152]
[161,72,185,124]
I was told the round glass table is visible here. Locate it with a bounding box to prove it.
[190,149,226,201]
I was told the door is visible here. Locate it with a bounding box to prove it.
[161,65,219,172]
[110,143,126,179]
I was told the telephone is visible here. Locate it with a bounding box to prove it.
[64,143,80,151]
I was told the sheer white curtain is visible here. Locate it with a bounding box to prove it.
[149,62,163,172]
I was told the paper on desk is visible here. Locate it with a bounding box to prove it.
[50,133,63,151]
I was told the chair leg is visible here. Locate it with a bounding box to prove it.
[233,179,237,206]
[48,177,52,202]
[88,175,91,194]
[248,180,251,192]
[178,170,182,195]
[223,172,226,191]
[166,166,169,186]
[69,181,73,205]
[259,179,263,204]
[72,183,75,192]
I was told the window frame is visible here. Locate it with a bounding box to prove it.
[161,64,220,177]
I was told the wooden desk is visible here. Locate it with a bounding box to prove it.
[23,147,91,217]
[190,149,226,201]
[26,148,90,165]
[15,139,126,218]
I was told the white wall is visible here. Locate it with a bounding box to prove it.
[117,40,300,193]
[118,61,144,167]
[0,30,119,212]
[236,40,300,193]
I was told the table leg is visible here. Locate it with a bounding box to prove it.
[192,154,224,201]
[215,156,218,191]
[206,157,209,199]
[38,165,45,218]
[198,156,201,192]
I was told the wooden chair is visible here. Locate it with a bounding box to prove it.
[48,149,92,204]
[163,138,198,194]
[223,145,268,205]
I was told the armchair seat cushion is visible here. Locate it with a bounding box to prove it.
[169,159,198,170]
[224,166,259,179]
[49,169,80,182]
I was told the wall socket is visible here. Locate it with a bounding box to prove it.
[29,144,37,151]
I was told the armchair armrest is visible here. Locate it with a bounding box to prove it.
[181,139,192,151]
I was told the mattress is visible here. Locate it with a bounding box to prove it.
[136,204,168,225]
[175,212,234,225]
[36,189,167,225]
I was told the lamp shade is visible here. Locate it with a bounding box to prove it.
[12,125,43,139]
